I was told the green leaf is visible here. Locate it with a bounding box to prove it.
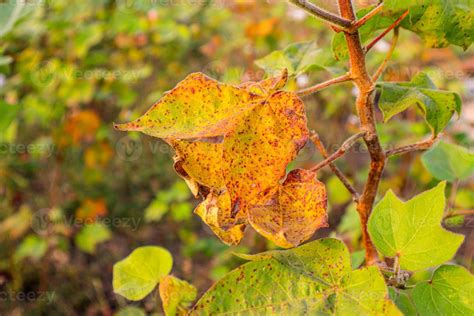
[368,182,464,271]
[191,238,400,315]
[328,175,352,205]
[335,266,401,315]
[75,223,112,254]
[255,41,327,76]
[0,101,19,133]
[421,141,474,181]
[113,246,173,301]
[384,0,474,50]
[412,265,474,315]
[333,1,474,56]
[144,198,169,223]
[159,275,197,316]
[0,55,12,66]
[0,1,25,37]
[377,73,462,135]
[115,306,146,316]
[389,288,417,316]
[14,234,47,261]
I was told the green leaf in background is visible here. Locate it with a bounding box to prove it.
[337,204,362,247]
[255,41,327,77]
[159,275,197,316]
[144,198,168,223]
[377,73,462,135]
[0,1,25,37]
[0,101,20,133]
[327,175,352,205]
[115,306,146,316]
[412,265,474,315]
[14,234,47,261]
[332,6,394,60]
[191,238,400,315]
[113,246,173,301]
[389,288,417,316]
[368,182,464,271]
[0,55,13,66]
[75,223,112,254]
[421,141,474,181]
[384,0,474,49]
[145,181,192,223]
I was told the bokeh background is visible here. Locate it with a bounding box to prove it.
[0,0,473,314]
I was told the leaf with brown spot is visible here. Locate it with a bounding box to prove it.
[115,72,318,247]
[114,73,262,139]
[248,169,327,248]
[159,275,197,316]
[222,90,309,216]
[169,139,225,195]
[194,191,246,245]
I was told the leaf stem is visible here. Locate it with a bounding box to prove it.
[310,132,365,173]
[385,135,439,157]
[350,2,384,32]
[297,73,352,97]
[372,27,399,82]
[309,131,360,202]
[288,0,352,30]
[365,10,409,53]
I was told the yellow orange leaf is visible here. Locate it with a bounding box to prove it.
[194,191,246,245]
[222,90,308,215]
[84,141,113,168]
[114,73,262,139]
[248,169,328,248]
[115,71,319,247]
[64,110,101,145]
[76,198,108,222]
[169,139,225,192]
[245,18,279,39]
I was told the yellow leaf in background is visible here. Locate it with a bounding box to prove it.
[159,275,197,316]
[248,169,328,248]
[84,141,113,168]
[245,18,279,39]
[64,110,100,145]
[76,198,108,222]
[0,205,32,240]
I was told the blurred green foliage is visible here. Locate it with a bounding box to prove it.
[0,0,473,314]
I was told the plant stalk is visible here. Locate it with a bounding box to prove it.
[338,0,386,265]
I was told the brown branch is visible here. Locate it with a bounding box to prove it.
[372,27,399,82]
[386,136,438,157]
[365,10,409,53]
[350,2,384,32]
[288,0,352,30]
[310,131,360,202]
[338,0,386,266]
[297,73,352,97]
[310,132,365,172]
